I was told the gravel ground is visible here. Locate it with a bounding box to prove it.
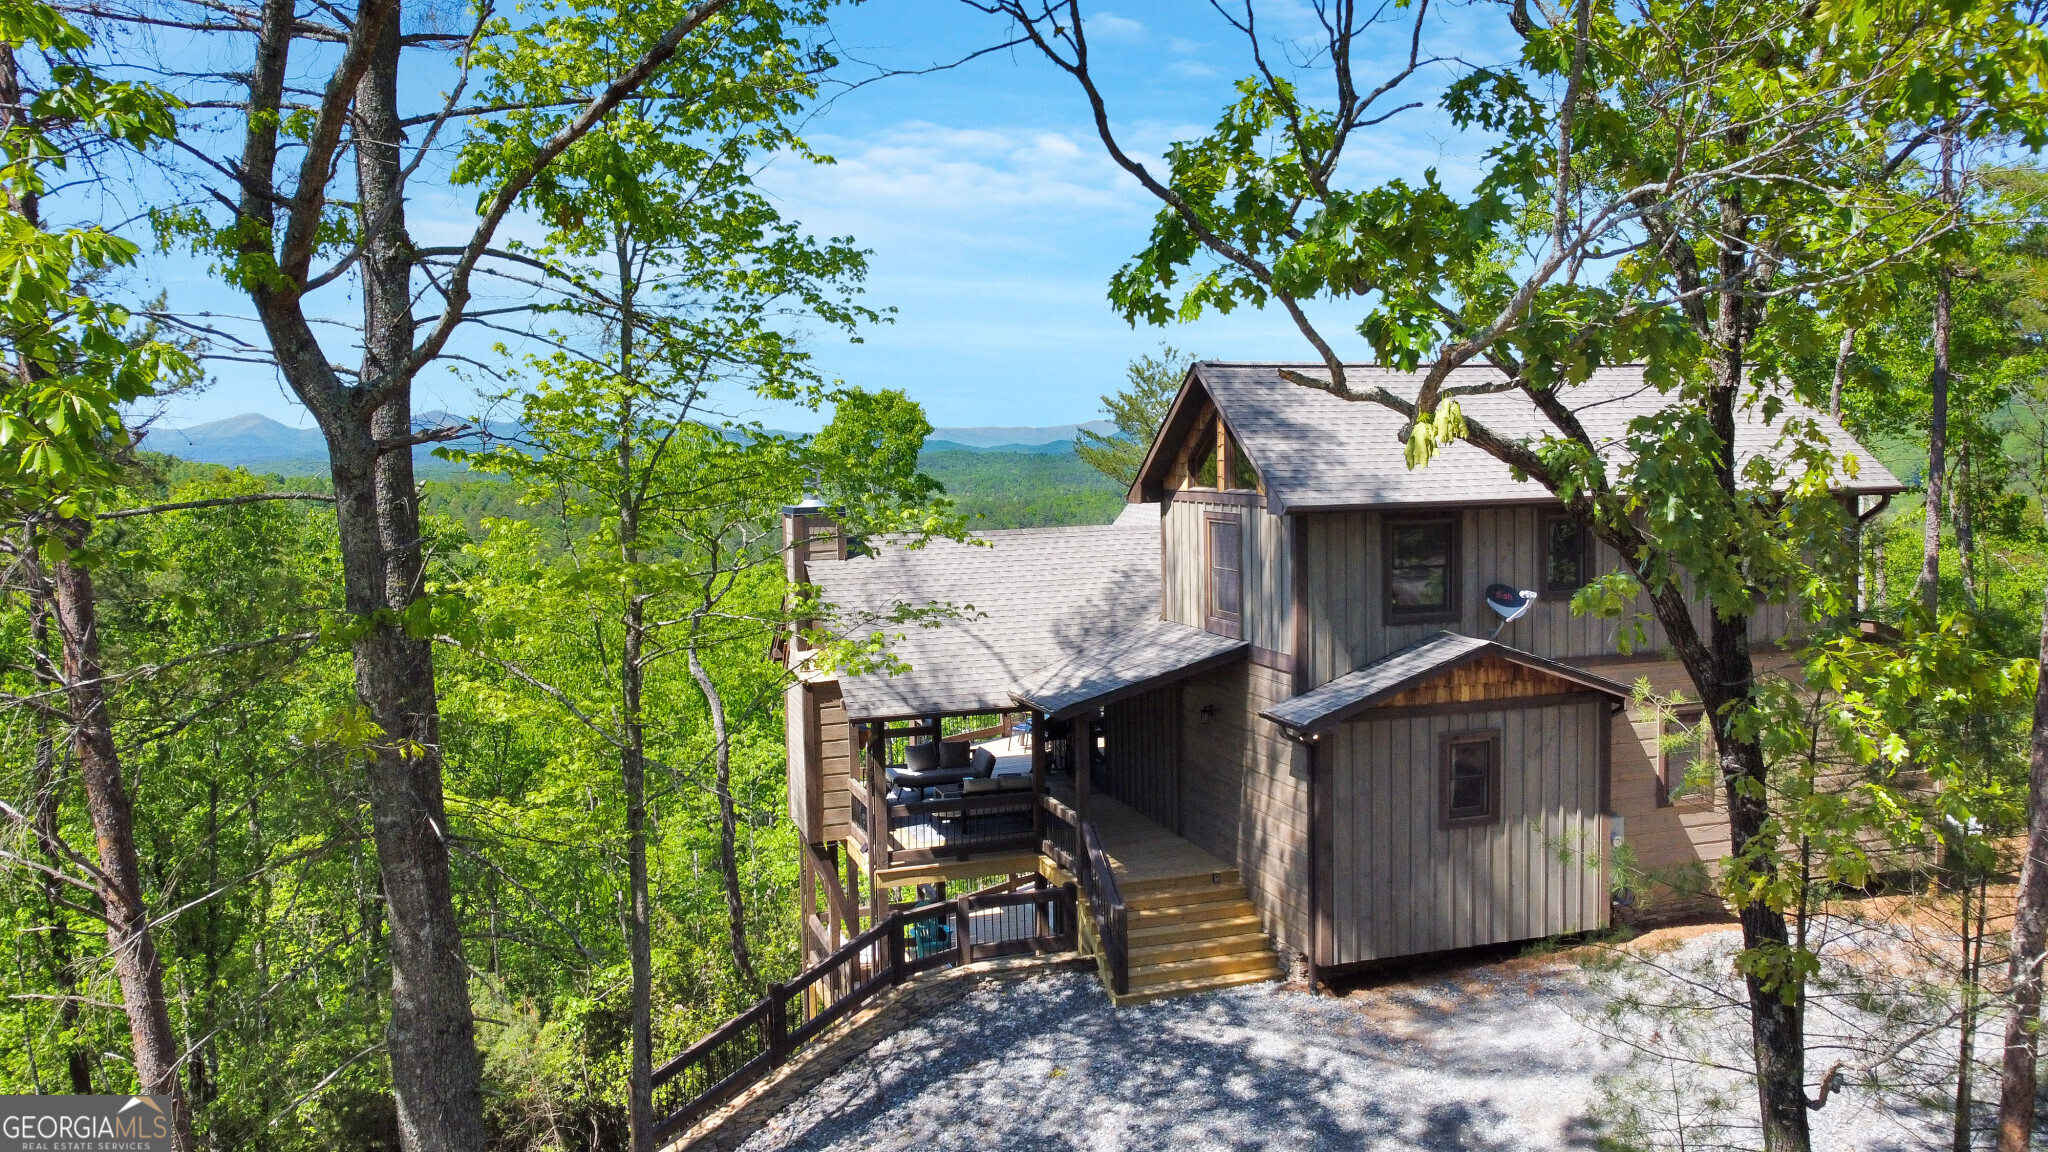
[735,926,1981,1152]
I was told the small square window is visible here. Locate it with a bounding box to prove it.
[1386,517,1458,622]
[1440,731,1501,828]
[1659,706,1712,808]
[1544,513,1593,593]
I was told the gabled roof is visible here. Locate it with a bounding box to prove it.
[1011,619,1247,721]
[1261,631,1632,735]
[807,504,1162,722]
[1132,363,1904,513]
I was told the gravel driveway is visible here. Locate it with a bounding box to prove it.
[736,928,1958,1151]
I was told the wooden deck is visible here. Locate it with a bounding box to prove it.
[1072,792,1232,893]
[1047,791,1283,1005]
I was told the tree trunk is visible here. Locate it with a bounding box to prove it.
[688,645,759,990]
[27,581,95,1094]
[49,555,194,1149]
[1830,326,1855,423]
[1955,444,1978,609]
[1920,133,1956,616]
[289,9,487,1148]
[1996,580,2048,1152]
[617,329,656,1150]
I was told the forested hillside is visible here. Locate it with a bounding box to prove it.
[5,0,2048,1149]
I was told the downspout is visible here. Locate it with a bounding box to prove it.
[1280,724,1323,993]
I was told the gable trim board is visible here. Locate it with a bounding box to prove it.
[1261,631,1633,735]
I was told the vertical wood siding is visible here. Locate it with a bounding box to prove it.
[1300,506,1797,689]
[817,682,851,843]
[1177,661,1311,949]
[1103,684,1182,832]
[1323,698,1608,965]
[1162,498,1293,653]
[786,680,852,845]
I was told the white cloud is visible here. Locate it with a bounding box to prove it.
[1086,11,1148,41]
[1166,35,1203,53]
[1165,59,1219,79]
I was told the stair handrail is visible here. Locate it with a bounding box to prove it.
[1080,820,1129,996]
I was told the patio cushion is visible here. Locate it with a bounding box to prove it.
[939,739,973,769]
[905,741,940,772]
[972,747,997,776]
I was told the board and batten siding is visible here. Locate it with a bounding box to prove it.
[1102,685,1181,833]
[1161,497,1293,654]
[1320,697,1608,966]
[784,679,852,844]
[1177,660,1310,951]
[1298,506,1796,689]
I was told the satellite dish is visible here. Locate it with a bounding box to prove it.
[1485,583,1538,638]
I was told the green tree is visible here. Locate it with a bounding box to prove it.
[127,0,846,1138]
[978,0,2048,1145]
[1075,345,1194,487]
[0,3,196,1143]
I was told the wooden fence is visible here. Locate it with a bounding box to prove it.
[649,881,1078,1144]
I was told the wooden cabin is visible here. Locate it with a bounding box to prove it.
[782,363,1902,1001]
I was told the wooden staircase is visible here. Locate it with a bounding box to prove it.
[1083,866,1283,1006]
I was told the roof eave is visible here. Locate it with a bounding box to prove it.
[1013,640,1249,722]
[1262,636,1632,735]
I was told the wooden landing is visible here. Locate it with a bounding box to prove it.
[1053,793,1283,1006]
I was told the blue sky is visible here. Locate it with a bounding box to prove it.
[143,0,1516,433]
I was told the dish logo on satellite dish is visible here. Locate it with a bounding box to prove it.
[0,1095,174,1151]
[1484,584,1537,638]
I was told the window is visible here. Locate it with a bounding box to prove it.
[1224,428,1260,491]
[1440,731,1501,828]
[1205,513,1243,638]
[1544,513,1593,593]
[1658,706,1711,808]
[1189,418,1219,487]
[1385,517,1458,622]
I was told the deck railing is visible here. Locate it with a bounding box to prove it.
[1080,821,1130,996]
[1037,793,1128,997]
[649,881,1077,1143]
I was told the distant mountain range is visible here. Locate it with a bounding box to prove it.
[145,413,1117,475]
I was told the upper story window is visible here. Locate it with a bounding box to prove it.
[1385,516,1458,623]
[1543,513,1593,593]
[1205,512,1244,639]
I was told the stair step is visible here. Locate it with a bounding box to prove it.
[1128,913,1266,947]
[1113,967,1283,1006]
[1127,950,1281,989]
[1128,932,1275,967]
[1118,869,1242,900]
[1126,883,1247,911]
[1129,897,1260,924]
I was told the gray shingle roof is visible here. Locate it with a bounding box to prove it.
[1011,618,1247,721]
[809,506,1162,721]
[1261,631,1632,734]
[1170,363,1903,512]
